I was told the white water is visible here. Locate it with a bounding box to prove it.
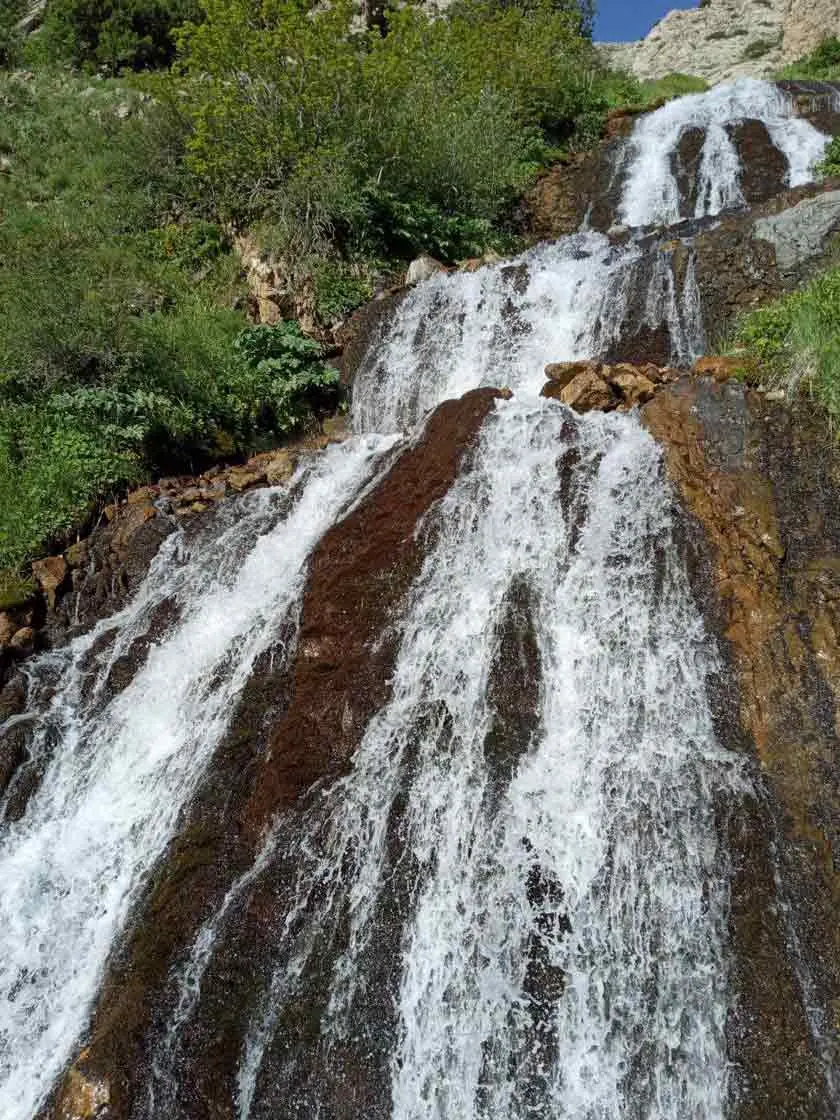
[620,79,832,228]
[0,437,397,1120]
[234,402,745,1119]
[1,77,835,1119]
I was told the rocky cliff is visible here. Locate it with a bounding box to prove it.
[602,0,840,84]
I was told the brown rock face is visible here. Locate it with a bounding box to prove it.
[31,556,67,610]
[643,378,840,1116]
[244,386,504,836]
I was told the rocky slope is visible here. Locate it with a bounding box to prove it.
[601,0,840,84]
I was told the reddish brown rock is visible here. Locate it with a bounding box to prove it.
[605,367,657,408]
[694,355,747,382]
[244,386,504,836]
[32,556,67,609]
[643,378,840,1115]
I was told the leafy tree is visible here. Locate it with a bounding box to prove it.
[39,0,202,72]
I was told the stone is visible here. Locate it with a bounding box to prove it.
[227,466,267,492]
[544,360,600,388]
[694,355,744,382]
[65,540,90,569]
[405,254,446,286]
[0,612,15,648]
[322,416,349,444]
[32,555,67,609]
[127,486,158,505]
[607,368,658,408]
[544,369,617,413]
[55,1065,110,1120]
[9,627,35,656]
[753,191,840,275]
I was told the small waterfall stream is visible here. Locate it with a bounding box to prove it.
[0,78,835,1119]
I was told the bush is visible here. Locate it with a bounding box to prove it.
[38,0,203,73]
[778,36,840,81]
[733,265,840,423]
[819,135,840,177]
[177,0,603,258]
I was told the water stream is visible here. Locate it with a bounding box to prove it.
[0,78,834,1119]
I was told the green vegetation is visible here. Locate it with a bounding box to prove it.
[732,265,840,422]
[0,0,689,589]
[778,35,840,81]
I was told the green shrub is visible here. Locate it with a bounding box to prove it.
[778,36,840,80]
[177,0,603,257]
[733,265,840,424]
[38,0,203,73]
[231,321,342,432]
[0,0,25,66]
[312,263,373,323]
[819,135,840,177]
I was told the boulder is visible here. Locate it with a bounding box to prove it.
[32,555,67,609]
[227,466,267,492]
[406,255,446,286]
[544,360,601,389]
[694,355,745,382]
[543,369,617,413]
[0,612,15,649]
[9,627,35,656]
[607,368,657,408]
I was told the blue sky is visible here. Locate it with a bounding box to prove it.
[594,0,700,42]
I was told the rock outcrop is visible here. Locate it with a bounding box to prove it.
[643,378,840,1116]
[601,0,840,85]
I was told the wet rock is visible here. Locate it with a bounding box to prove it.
[543,369,617,413]
[544,359,600,388]
[227,465,267,492]
[58,389,505,1120]
[728,120,788,206]
[406,254,446,286]
[643,378,840,1113]
[54,1064,110,1120]
[9,627,35,656]
[65,540,90,569]
[32,555,67,609]
[321,415,349,443]
[335,289,407,387]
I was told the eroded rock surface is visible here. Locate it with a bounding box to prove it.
[644,378,840,1116]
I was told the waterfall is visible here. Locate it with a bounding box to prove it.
[0,437,397,1120]
[619,78,831,228]
[233,402,744,1119]
[0,78,835,1119]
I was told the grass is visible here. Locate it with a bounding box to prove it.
[777,36,840,81]
[731,263,840,422]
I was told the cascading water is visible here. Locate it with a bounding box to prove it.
[0,438,397,1120]
[231,402,745,1119]
[0,78,835,1120]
